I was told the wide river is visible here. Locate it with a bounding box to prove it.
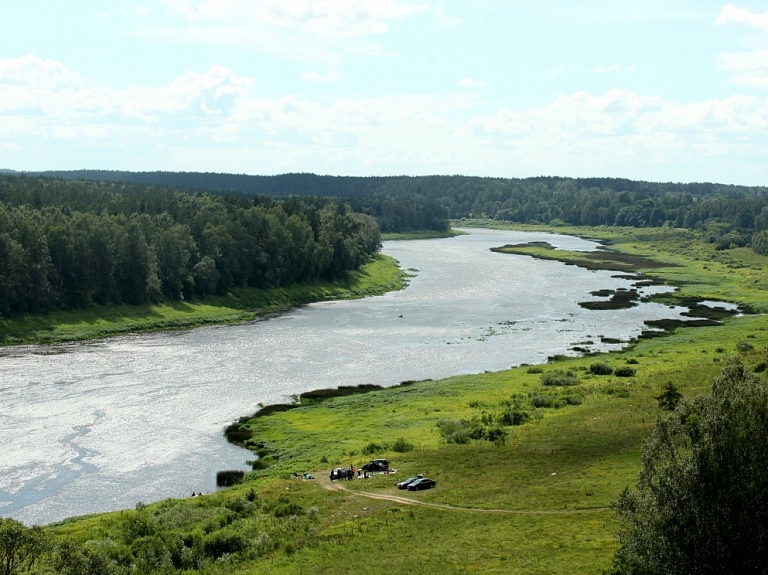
[0,228,689,525]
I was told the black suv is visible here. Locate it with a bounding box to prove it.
[362,459,389,472]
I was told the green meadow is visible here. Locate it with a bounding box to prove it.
[31,226,768,573]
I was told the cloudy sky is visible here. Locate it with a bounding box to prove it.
[2,1,768,184]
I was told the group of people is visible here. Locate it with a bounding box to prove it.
[329,465,371,481]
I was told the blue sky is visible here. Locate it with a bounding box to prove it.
[3,1,768,184]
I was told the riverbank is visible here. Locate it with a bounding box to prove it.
[32,225,768,573]
[0,253,407,346]
[380,229,465,240]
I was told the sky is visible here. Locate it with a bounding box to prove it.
[2,1,768,185]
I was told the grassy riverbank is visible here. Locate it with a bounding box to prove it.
[381,229,465,240]
[0,254,406,346]
[34,225,768,573]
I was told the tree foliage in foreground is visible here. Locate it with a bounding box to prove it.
[609,359,768,574]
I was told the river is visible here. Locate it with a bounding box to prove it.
[0,228,689,525]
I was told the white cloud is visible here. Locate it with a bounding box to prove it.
[457,78,488,88]
[163,0,430,39]
[0,56,252,125]
[302,71,341,83]
[0,55,80,89]
[718,50,768,89]
[4,56,768,183]
[432,4,461,25]
[715,4,768,31]
[130,0,455,63]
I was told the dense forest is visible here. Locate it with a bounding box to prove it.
[5,169,768,317]
[28,170,768,243]
[0,175,381,317]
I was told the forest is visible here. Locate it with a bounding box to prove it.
[7,170,768,317]
[29,170,768,244]
[0,175,381,317]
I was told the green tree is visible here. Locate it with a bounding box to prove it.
[654,382,683,411]
[609,359,768,574]
[0,517,48,575]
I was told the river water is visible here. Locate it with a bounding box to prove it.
[0,228,688,525]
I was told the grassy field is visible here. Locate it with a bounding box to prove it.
[39,225,768,574]
[0,254,406,346]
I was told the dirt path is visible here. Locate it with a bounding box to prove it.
[317,474,609,515]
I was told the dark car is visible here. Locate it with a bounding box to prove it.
[407,478,436,491]
[362,459,389,472]
[396,476,422,490]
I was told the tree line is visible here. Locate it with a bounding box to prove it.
[0,176,380,317]
[30,170,768,240]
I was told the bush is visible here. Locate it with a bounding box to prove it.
[485,427,508,446]
[202,530,246,559]
[498,410,530,426]
[565,395,583,405]
[444,429,471,444]
[589,362,613,375]
[391,437,414,453]
[614,367,636,377]
[216,470,245,486]
[737,341,755,352]
[272,502,304,518]
[362,442,386,455]
[531,395,568,409]
[541,370,579,386]
[526,366,544,374]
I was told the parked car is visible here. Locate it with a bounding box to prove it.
[362,459,389,472]
[396,475,422,490]
[407,478,436,491]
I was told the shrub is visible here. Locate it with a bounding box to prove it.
[736,341,755,352]
[626,358,639,364]
[498,410,530,426]
[272,501,304,518]
[754,362,767,373]
[541,370,579,386]
[391,437,414,453]
[436,418,488,444]
[444,429,471,444]
[589,362,613,375]
[531,395,566,409]
[614,367,636,377]
[216,470,245,486]
[526,366,544,374]
[202,530,246,559]
[565,395,583,405]
[362,442,386,455]
[485,427,508,446]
